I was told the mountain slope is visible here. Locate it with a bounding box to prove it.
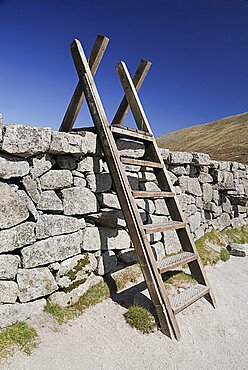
[156,112,248,164]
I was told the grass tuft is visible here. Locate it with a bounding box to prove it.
[45,303,75,324]
[0,322,38,359]
[195,229,225,265]
[74,281,110,311]
[221,225,248,244]
[124,305,156,334]
[220,248,230,262]
[164,271,197,288]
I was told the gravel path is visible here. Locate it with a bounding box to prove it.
[1,256,248,370]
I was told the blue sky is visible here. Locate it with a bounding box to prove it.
[0,0,248,137]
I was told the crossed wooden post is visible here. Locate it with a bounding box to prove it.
[59,34,151,132]
[59,35,109,132]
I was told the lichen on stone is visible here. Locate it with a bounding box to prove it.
[65,254,90,282]
[63,278,87,293]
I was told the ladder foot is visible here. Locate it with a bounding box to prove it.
[205,291,216,308]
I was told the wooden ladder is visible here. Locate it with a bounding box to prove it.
[60,36,216,340]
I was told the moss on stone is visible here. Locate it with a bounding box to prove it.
[220,225,248,244]
[195,235,221,266]
[66,255,90,282]
[46,265,143,324]
[62,278,87,293]
[45,281,110,323]
[113,264,142,291]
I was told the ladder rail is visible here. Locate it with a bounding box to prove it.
[111,59,151,126]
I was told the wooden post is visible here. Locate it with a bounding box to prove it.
[59,34,109,132]
[116,61,153,132]
[111,59,151,125]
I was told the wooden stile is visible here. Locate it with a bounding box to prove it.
[61,36,216,340]
[70,38,180,339]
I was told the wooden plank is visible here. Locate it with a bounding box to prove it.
[116,60,216,310]
[171,285,210,315]
[132,191,175,199]
[112,124,153,135]
[111,125,153,142]
[157,252,197,274]
[70,39,181,340]
[59,35,109,132]
[112,59,151,125]
[144,221,186,234]
[120,157,163,168]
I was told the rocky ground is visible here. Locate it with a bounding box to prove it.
[1,256,248,370]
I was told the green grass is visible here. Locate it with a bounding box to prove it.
[195,231,222,265]
[45,281,110,324]
[0,322,38,359]
[220,248,230,262]
[113,265,141,291]
[46,226,247,327]
[221,225,248,244]
[157,111,248,164]
[45,303,75,324]
[164,271,197,288]
[46,264,143,324]
[124,305,157,334]
[195,225,248,265]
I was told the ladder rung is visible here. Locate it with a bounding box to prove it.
[157,252,197,274]
[132,191,175,199]
[171,284,210,315]
[120,157,163,168]
[144,221,186,234]
[111,125,153,142]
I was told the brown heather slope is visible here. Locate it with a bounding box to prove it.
[156,112,248,164]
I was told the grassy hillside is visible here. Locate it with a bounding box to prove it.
[157,112,248,164]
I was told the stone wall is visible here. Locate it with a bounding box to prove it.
[0,124,247,328]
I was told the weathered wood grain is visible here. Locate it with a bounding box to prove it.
[112,59,151,125]
[59,35,109,132]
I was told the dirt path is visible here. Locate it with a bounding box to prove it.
[1,257,248,370]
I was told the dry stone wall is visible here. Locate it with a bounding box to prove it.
[0,123,247,328]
